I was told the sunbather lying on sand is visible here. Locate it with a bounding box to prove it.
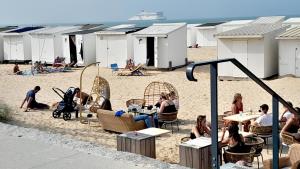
[20,86,49,112]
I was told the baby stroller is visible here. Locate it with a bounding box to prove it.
[52,87,79,121]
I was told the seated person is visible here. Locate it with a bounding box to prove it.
[220,121,250,153]
[281,107,300,141]
[20,86,49,112]
[251,104,272,126]
[13,63,23,75]
[53,56,64,67]
[158,92,177,114]
[74,88,92,106]
[168,91,179,110]
[280,101,294,125]
[153,93,177,127]
[190,115,211,139]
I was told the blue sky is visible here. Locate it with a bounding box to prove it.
[1,0,300,25]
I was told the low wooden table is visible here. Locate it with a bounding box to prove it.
[179,137,220,169]
[117,132,156,158]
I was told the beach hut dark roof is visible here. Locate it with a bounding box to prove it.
[0,26,18,32]
[77,24,103,30]
[8,26,43,33]
[112,27,145,34]
[197,22,224,27]
[65,27,106,35]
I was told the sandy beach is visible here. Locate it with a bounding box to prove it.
[1,47,300,163]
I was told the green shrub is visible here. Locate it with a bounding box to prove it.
[0,102,12,122]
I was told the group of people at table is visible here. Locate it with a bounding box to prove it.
[189,93,300,164]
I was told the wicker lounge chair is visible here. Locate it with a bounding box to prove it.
[118,64,145,76]
[223,147,256,164]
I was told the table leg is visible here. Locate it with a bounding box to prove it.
[239,122,243,132]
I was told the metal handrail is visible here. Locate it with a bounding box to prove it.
[186,58,296,169]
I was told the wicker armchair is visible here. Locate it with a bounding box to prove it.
[264,144,300,169]
[223,148,256,164]
[280,132,300,156]
[249,125,272,152]
[158,112,179,133]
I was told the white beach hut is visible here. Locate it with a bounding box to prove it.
[283,18,300,29]
[132,23,187,69]
[30,26,79,64]
[251,16,285,28]
[216,24,287,78]
[1,27,44,62]
[95,26,144,68]
[0,26,18,62]
[276,27,300,77]
[218,20,253,32]
[62,27,105,66]
[195,22,224,47]
[187,24,201,47]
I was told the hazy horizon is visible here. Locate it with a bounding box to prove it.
[1,0,300,26]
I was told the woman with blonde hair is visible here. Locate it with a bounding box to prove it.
[231,93,243,115]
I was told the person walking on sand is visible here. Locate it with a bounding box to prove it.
[20,86,49,112]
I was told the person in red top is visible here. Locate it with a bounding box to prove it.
[228,93,250,131]
[231,93,243,114]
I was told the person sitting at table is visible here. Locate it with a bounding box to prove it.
[220,121,250,153]
[227,93,250,131]
[251,104,272,126]
[190,115,211,139]
[168,91,179,110]
[280,101,294,126]
[153,92,177,127]
[281,107,300,141]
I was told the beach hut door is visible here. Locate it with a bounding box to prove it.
[69,35,77,64]
[146,37,155,66]
[296,46,300,77]
[232,40,248,77]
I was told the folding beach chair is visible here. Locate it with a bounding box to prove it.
[117,64,145,76]
[110,63,119,74]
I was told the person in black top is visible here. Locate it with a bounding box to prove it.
[190,115,211,139]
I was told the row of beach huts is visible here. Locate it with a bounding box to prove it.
[0,16,300,78]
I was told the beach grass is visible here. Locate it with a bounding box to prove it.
[0,102,12,122]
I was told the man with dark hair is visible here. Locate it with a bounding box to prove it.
[20,86,49,112]
[251,104,272,126]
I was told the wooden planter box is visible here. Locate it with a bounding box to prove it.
[117,132,156,158]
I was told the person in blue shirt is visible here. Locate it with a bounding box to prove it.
[20,86,49,112]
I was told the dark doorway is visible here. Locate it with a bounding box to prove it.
[69,35,77,63]
[146,37,155,66]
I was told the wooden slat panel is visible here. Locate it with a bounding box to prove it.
[192,147,199,169]
[179,145,186,166]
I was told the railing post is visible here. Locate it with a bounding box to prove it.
[210,63,219,169]
[273,95,279,169]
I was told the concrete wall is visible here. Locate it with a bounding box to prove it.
[168,25,187,68]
